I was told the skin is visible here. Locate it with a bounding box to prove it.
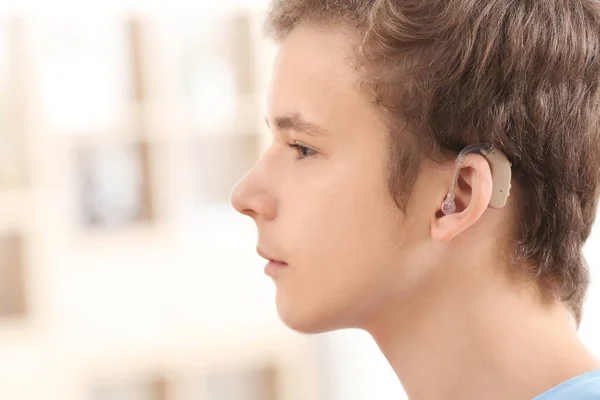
[230,24,600,400]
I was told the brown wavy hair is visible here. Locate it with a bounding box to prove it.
[265,0,600,324]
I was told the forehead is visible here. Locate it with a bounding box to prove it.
[267,25,362,119]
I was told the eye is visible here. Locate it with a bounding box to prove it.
[286,142,317,160]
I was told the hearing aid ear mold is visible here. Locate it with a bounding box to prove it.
[441,144,512,215]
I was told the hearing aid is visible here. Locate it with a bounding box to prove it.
[441,143,512,215]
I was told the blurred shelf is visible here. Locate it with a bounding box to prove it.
[0,9,322,400]
[0,232,28,318]
[0,188,33,232]
[89,375,168,400]
[78,332,319,400]
[39,96,262,143]
[73,140,155,229]
[85,364,279,400]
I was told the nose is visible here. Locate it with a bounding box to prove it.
[230,160,276,221]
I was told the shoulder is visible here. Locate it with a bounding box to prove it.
[534,369,600,400]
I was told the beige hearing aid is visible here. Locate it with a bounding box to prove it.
[441,144,512,215]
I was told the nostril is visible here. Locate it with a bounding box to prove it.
[230,181,257,219]
[241,208,258,218]
[230,189,245,215]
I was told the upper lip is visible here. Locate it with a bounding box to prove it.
[257,247,287,264]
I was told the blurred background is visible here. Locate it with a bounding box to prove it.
[0,2,599,399]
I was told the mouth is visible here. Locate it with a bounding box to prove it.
[257,248,289,276]
[257,248,287,264]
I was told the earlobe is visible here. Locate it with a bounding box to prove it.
[431,153,494,243]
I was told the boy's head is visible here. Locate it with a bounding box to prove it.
[231,0,600,333]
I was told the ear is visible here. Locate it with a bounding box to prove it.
[431,153,494,243]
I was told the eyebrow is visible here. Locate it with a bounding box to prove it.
[265,113,331,137]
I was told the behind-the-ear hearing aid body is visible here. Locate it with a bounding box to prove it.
[441,143,512,215]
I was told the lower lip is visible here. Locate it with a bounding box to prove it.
[264,260,288,277]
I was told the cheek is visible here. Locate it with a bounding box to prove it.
[275,205,406,332]
[285,160,402,258]
[275,160,407,323]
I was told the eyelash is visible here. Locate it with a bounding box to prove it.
[286,142,317,160]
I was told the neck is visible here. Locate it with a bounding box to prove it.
[364,259,599,400]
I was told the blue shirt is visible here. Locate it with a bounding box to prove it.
[533,369,600,399]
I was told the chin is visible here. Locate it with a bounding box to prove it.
[274,293,349,334]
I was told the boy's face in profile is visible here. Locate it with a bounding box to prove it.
[232,25,447,333]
